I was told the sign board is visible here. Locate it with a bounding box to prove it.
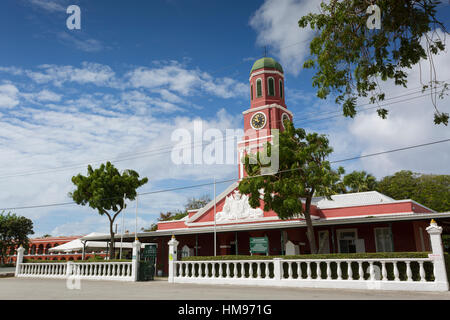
[142,244,157,260]
[250,236,268,255]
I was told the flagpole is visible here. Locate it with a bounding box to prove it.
[120,194,125,259]
[214,177,216,256]
[135,194,138,241]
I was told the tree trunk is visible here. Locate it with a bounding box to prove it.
[304,194,317,254]
[109,221,115,260]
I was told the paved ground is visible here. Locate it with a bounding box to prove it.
[0,267,15,274]
[1,277,450,300]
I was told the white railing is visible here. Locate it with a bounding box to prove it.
[16,261,134,281]
[171,257,447,291]
[167,221,449,292]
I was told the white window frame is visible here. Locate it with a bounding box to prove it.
[336,228,358,253]
[374,227,393,252]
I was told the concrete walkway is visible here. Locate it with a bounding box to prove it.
[1,277,450,300]
[0,267,15,274]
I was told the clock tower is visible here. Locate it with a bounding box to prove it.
[238,57,293,179]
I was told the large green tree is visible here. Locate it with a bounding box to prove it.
[0,212,34,264]
[238,121,344,254]
[376,170,450,212]
[70,162,148,259]
[299,0,449,125]
[343,170,377,193]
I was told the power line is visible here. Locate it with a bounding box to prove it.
[1,137,448,211]
[0,86,444,180]
[330,139,450,164]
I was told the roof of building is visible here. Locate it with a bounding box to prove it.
[312,191,396,209]
[250,57,283,74]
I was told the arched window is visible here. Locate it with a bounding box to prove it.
[256,79,262,98]
[250,84,253,100]
[279,80,283,99]
[267,77,275,96]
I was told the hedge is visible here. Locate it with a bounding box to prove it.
[179,252,450,282]
[182,252,430,261]
[23,259,131,263]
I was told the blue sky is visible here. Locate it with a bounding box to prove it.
[1,0,449,237]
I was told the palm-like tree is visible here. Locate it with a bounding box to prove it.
[343,171,377,193]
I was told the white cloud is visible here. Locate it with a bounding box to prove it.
[29,0,66,12]
[126,62,247,98]
[36,89,62,102]
[25,62,116,87]
[0,84,20,108]
[249,0,321,75]
[57,32,106,53]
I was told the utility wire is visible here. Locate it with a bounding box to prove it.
[1,138,448,211]
[0,86,444,180]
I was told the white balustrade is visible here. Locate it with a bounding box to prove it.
[15,261,134,281]
[171,257,444,291]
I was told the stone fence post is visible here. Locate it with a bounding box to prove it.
[15,246,24,276]
[273,258,282,281]
[426,219,449,291]
[168,235,179,283]
[66,261,73,277]
[132,239,141,282]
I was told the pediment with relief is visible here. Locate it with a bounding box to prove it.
[215,190,264,222]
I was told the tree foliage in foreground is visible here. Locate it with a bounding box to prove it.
[70,162,148,259]
[0,212,34,264]
[238,121,344,254]
[299,0,449,125]
[376,170,450,212]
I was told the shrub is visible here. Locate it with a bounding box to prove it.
[182,252,430,261]
[24,259,131,263]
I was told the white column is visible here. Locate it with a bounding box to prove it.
[66,261,73,277]
[426,220,449,290]
[132,239,141,282]
[15,246,25,276]
[273,258,282,280]
[168,235,179,283]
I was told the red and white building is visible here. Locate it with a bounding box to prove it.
[83,57,450,275]
[6,235,109,263]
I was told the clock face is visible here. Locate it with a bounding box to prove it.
[251,112,266,129]
[281,113,290,128]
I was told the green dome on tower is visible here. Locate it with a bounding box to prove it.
[250,57,283,74]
